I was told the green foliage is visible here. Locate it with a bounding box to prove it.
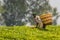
[0,26,60,40]
[53,8,57,16]
[0,6,5,13]
[39,0,52,14]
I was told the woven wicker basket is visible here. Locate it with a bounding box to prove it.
[40,13,52,25]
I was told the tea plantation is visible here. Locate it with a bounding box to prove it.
[0,25,60,40]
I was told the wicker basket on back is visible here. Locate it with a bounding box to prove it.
[40,12,52,25]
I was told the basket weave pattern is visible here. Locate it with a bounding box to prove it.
[40,13,52,25]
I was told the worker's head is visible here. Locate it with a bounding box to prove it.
[32,14,36,18]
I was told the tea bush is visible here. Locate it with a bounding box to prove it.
[0,25,60,40]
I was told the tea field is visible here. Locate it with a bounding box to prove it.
[0,25,60,40]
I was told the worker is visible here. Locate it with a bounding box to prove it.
[32,14,43,29]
